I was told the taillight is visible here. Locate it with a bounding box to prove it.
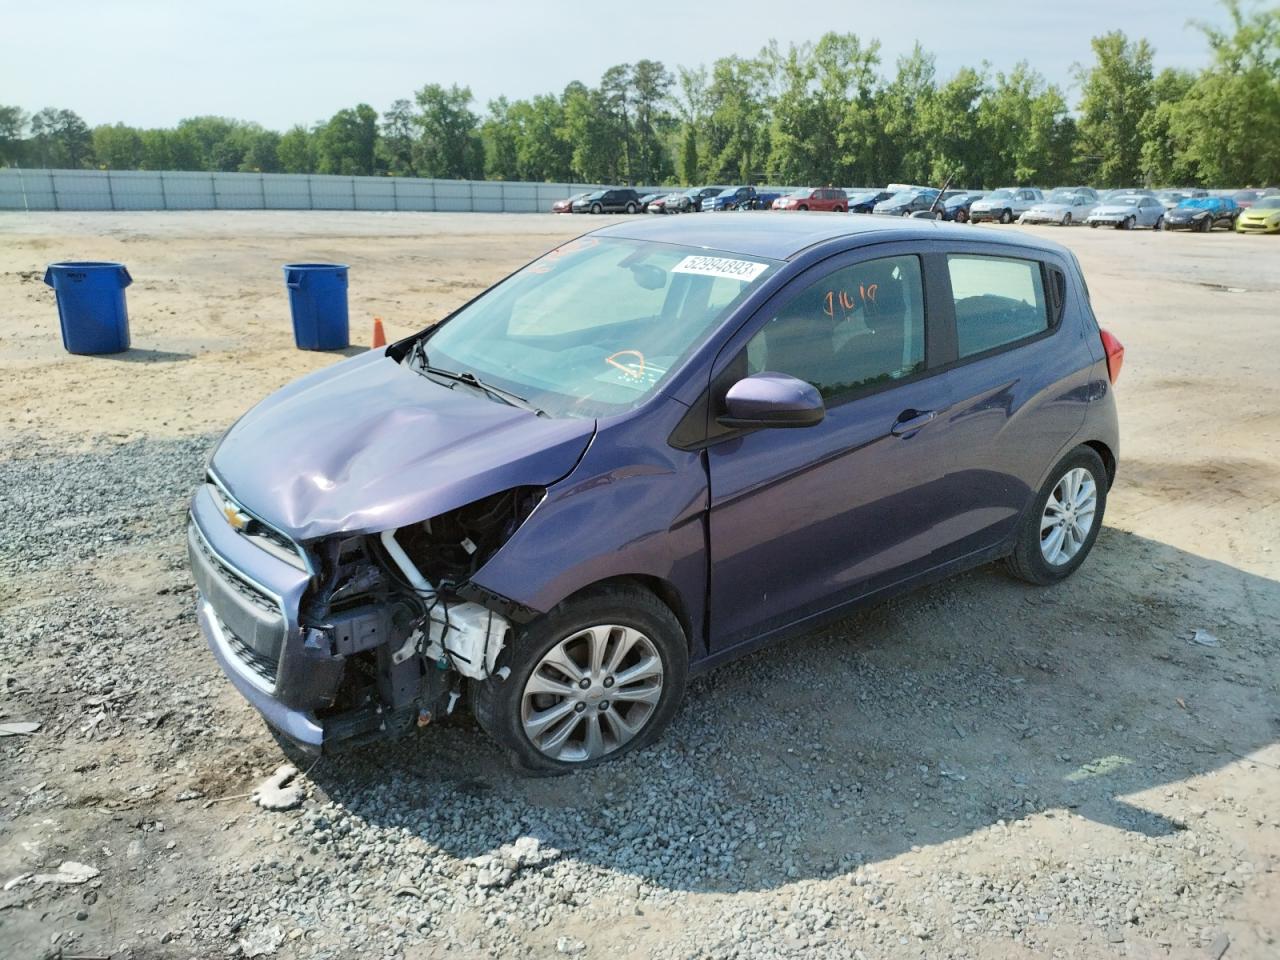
[1100,329,1125,384]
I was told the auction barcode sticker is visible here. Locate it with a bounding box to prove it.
[672,255,769,283]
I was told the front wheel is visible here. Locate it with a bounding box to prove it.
[1199,216,1212,233]
[1154,216,1164,231]
[999,208,1013,224]
[473,584,689,774]
[1089,221,1099,229]
[1006,446,1108,585]
[1062,213,1072,226]
[590,203,603,215]
[955,209,969,223]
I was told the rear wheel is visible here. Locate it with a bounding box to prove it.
[473,584,688,774]
[1006,446,1108,585]
[833,205,845,213]
[625,202,638,214]
[1062,212,1073,226]
[1199,216,1212,233]
[999,208,1013,224]
[955,209,969,224]
[1154,215,1164,231]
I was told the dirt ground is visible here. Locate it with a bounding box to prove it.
[1,211,1277,960]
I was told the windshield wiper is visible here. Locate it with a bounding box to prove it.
[409,342,546,416]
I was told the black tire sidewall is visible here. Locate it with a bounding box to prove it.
[1010,447,1108,585]
[473,586,688,773]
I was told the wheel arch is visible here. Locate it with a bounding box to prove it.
[1083,439,1117,489]
[553,574,694,656]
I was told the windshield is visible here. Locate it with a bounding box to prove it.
[885,191,916,203]
[787,189,812,198]
[987,189,1014,200]
[1180,198,1217,209]
[1046,190,1077,202]
[1256,197,1280,210]
[419,238,780,418]
[1112,197,1140,206]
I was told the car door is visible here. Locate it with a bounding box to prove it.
[1139,197,1161,226]
[705,246,956,651]
[924,245,1091,559]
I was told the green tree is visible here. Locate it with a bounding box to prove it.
[974,64,1074,185]
[703,54,771,182]
[674,66,709,183]
[412,83,483,179]
[919,67,988,185]
[277,125,316,173]
[481,97,521,180]
[563,82,622,182]
[1139,68,1198,185]
[873,45,937,185]
[516,93,572,181]
[631,59,675,184]
[316,104,378,175]
[1167,0,1280,185]
[0,105,28,166]
[29,108,92,168]
[378,99,417,176]
[92,123,145,169]
[1074,32,1155,187]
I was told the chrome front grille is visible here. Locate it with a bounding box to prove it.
[206,474,310,572]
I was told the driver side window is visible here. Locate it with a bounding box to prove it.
[744,255,926,402]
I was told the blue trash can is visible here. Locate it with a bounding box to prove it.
[283,263,350,351]
[43,261,132,355]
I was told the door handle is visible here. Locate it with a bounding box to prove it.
[891,409,937,437]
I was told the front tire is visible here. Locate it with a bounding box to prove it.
[955,209,969,224]
[1006,446,1108,585]
[999,208,1013,224]
[1062,213,1072,226]
[473,584,688,774]
[1199,216,1212,233]
[1154,215,1164,231]
[590,203,603,215]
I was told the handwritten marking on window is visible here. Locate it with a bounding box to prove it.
[605,350,646,379]
[822,282,877,319]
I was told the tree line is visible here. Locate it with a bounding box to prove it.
[2,1,1277,189]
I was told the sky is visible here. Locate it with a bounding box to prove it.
[2,0,1230,130]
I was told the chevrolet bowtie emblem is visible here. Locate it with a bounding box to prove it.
[223,504,251,531]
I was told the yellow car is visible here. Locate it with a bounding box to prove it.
[1236,196,1280,233]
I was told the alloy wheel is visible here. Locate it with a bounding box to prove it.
[520,624,664,763]
[1040,467,1098,566]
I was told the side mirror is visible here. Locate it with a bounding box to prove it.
[718,372,826,429]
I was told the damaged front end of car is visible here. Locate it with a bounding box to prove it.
[189,473,546,752]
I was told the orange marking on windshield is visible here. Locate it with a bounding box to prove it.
[605,350,646,379]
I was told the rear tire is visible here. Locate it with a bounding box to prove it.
[1006,446,1108,586]
[625,202,638,214]
[1062,213,1072,226]
[1154,215,1164,231]
[473,584,688,774]
[999,208,1013,224]
[1199,216,1212,233]
[956,209,968,224]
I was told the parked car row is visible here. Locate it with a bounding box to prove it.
[550,183,1277,235]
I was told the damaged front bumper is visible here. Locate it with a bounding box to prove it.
[189,484,347,751]
[189,482,518,753]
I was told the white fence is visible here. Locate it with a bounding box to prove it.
[0,169,685,213]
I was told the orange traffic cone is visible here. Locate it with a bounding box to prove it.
[371,316,386,348]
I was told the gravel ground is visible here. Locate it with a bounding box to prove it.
[1,213,1278,960]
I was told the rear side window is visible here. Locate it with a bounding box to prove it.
[744,255,925,401]
[947,255,1049,358]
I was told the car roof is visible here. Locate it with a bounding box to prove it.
[587,211,1071,261]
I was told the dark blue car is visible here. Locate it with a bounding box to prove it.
[192,216,1123,771]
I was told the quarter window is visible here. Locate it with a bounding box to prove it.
[744,255,925,401]
[947,255,1049,358]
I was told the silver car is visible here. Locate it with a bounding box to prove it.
[969,187,1043,223]
[1019,187,1099,226]
[1085,194,1166,230]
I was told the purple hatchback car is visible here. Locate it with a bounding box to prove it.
[190,215,1123,772]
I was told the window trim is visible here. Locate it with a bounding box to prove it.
[669,244,947,450]
[931,248,1067,373]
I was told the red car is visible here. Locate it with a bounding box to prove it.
[772,187,848,212]
[552,192,590,214]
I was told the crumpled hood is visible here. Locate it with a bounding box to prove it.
[211,351,595,541]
